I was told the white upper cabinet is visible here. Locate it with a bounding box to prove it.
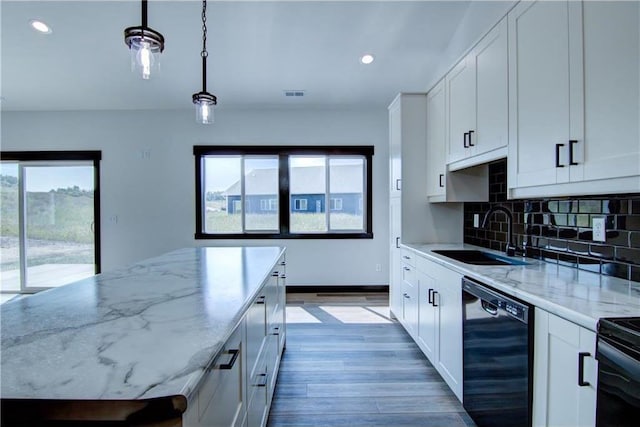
[507,0,580,190]
[427,79,490,203]
[389,99,402,197]
[508,0,640,198]
[580,0,640,183]
[447,55,475,165]
[426,80,447,199]
[446,17,508,172]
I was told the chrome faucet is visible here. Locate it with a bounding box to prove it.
[481,206,518,256]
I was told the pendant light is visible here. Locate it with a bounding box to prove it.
[192,0,217,124]
[124,0,165,80]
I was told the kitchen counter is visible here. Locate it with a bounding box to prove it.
[403,243,640,331]
[0,246,285,421]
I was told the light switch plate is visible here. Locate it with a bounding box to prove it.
[473,214,480,228]
[592,217,606,242]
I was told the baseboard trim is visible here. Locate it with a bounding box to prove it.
[286,285,389,294]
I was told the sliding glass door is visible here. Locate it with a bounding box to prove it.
[0,152,101,295]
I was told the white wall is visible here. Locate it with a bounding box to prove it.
[1,107,390,286]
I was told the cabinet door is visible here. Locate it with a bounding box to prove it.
[447,55,475,164]
[473,17,508,158]
[246,294,267,383]
[426,80,446,198]
[389,97,402,196]
[508,0,581,188]
[417,271,437,364]
[197,324,246,427]
[580,0,640,182]
[435,266,463,401]
[533,309,598,427]
[401,264,418,338]
[389,198,402,319]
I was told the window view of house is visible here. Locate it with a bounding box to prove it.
[196,146,372,237]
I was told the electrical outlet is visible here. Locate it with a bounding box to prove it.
[592,216,606,242]
[473,214,480,228]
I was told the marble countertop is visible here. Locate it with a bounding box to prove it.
[0,246,285,404]
[403,243,640,331]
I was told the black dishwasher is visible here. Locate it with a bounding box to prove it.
[462,276,533,427]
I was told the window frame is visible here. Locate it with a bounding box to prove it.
[194,145,374,239]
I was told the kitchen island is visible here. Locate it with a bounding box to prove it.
[1,246,286,426]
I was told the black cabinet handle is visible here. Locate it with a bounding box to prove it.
[578,352,590,386]
[555,143,565,168]
[403,266,411,271]
[428,288,434,304]
[403,293,410,299]
[463,132,470,148]
[395,237,400,248]
[396,179,402,190]
[468,130,475,147]
[220,349,239,370]
[256,296,266,304]
[272,271,279,277]
[255,373,268,387]
[439,174,444,188]
[272,326,280,336]
[280,274,286,279]
[569,140,579,165]
[432,291,438,307]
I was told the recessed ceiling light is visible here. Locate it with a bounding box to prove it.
[360,54,375,65]
[29,19,52,34]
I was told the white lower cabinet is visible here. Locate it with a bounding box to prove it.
[184,255,286,427]
[413,255,463,401]
[533,308,597,427]
[183,321,246,427]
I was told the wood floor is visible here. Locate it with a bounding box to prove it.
[267,292,475,427]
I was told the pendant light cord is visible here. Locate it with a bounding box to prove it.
[201,0,208,92]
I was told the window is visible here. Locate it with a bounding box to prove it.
[194,146,373,238]
[293,199,307,211]
[0,151,101,297]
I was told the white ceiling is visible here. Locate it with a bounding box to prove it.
[1,0,473,111]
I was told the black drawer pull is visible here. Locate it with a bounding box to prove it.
[578,352,590,387]
[468,130,475,146]
[256,296,266,304]
[395,237,400,248]
[403,293,410,299]
[555,143,565,167]
[272,326,280,336]
[439,174,444,188]
[569,140,579,165]
[280,261,286,266]
[428,288,434,304]
[219,349,239,370]
[463,132,470,148]
[396,179,402,190]
[432,291,438,307]
[272,271,279,277]
[255,373,268,387]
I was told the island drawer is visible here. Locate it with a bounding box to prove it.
[196,322,245,426]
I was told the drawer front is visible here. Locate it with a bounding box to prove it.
[198,324,244,426]
[401,248,416,267]
[247,356,269,427]
[246,295,267,377]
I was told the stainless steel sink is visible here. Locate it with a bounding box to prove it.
[432,250,528,266]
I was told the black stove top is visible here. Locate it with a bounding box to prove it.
[598,317,640,351]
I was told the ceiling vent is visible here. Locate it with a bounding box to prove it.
[284,90,305,97]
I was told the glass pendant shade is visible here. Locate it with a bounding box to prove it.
[124,0,165,80]
[193,92,217,124]
[127,36,162,79]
